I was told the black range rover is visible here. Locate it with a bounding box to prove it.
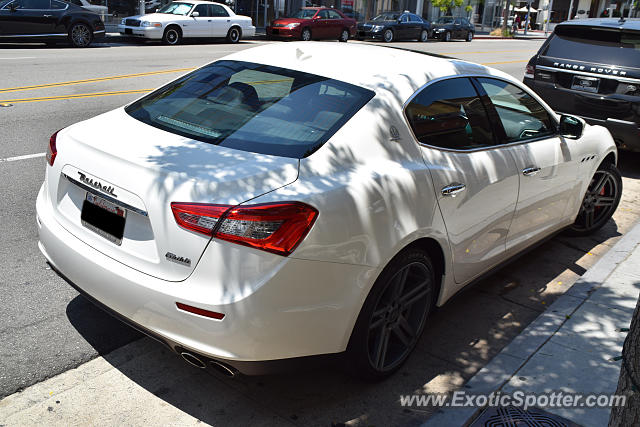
[524,18,640,151]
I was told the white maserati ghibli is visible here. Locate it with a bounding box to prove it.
[118,0,255,45]
[36,43,621,379]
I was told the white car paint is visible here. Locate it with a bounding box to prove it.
[118,0,254,41]
[36,43,617,370]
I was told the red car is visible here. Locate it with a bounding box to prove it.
[267,7,356,42]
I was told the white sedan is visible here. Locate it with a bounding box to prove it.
[36,43,621,379]
[118,0,255,44]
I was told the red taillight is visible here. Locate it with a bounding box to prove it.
[176,302,225,320]
[526,64,535,76]
[46,130,60,166]
[171,201,318,256]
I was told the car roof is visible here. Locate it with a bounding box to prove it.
[222,43,515,101]
[556,17,640,30]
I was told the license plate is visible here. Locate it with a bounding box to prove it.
[125,28,132,34]
[81,193,126,245]
[571,75,600,93]
[272,29,279,34]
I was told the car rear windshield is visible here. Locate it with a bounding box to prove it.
[125,60,374,158]
[543,26,640,68]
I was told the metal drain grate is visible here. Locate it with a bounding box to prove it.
[470,406,581,427]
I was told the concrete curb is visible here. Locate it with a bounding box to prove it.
[423,219,640,426]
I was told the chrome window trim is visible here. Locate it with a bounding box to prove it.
[536,65,640,84]
[63,173,149,217]
[0,0,68,10]
[401,73,562,154]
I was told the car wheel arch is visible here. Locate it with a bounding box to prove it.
[227,25,242,42]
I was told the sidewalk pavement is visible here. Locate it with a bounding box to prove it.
[426,220,640,427]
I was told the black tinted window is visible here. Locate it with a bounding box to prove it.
[477,78,555,142]
[544,26,640,68]
[192,4,209,16]
[126,60,374,159]
[405,78,495,150]
[15,0,50,8]
[327,10,341,19]
[51,0,65,7]
[409,14,421,22]
[210,4,228,16]
[318,9,329,19]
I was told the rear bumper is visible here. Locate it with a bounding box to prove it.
[524,77,640,151]
[36,182,375,371]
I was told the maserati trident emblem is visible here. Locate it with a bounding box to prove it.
[166,252,191,266]
[77,172,117,197]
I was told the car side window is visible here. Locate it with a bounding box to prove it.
[12,0,50,8]
[192,4,210,16]
[454,18,461,25]
[476,78,556,143]
[318,9,329,19]
[400,14,408,22]
[51,0,66,8]
[409,14,421,22]
[210,4,228,17]
[327,10,341,19]
[69,0,81,5]
[405,78,495,150]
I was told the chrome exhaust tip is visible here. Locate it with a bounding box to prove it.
[209,360,238,377]
[180,352,206,369]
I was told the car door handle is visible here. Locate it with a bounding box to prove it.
[441,183,466,197]
[43,14,52,17]
[522,167,541,176]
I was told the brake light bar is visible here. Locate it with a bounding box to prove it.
[171,201,318,256]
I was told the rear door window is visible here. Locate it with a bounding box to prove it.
[477,78,556,142]
[126,60,374,158]
[544,26,640,68]
[405,77,495,150]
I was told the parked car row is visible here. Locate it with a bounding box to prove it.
[0,0,476,47]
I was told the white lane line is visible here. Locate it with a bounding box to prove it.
[0,57,37,60]
[0,152,45,162]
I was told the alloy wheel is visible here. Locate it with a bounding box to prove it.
[165,28,180,45]
[572,168,620,232]
[366,261,432,372]
[228,28,240,43]
[340,29,349,42]
[301,28,311,41]
[467,31,473,41]
[383,29,393,42]
[420,30,428,42]
[71,24,91,47]
[445,31,451,41]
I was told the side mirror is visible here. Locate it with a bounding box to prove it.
[191,11,199,17]
[559,114,585,139]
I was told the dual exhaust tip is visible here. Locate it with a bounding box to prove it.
[180,351,238,377]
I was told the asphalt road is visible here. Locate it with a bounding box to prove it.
[1,38,639,426]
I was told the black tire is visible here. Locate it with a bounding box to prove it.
[301,27,311,41]
[162,26,182,45]
[444,31,451,42]
[347,249,436,380]
[466,31,473,42]
[339,28,349,42]
[566,162,622,236]
[419,29,428,42]
[383,28,394,42]
[69,22,92,48]
[226,26,241,43]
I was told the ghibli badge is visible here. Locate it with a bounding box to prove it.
[166,252,191,266]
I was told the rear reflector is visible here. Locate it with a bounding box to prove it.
[171,201,318,256]
[176,302,225,320]
[47,130,60,166]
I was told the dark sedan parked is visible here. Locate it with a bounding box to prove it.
[266,7,356,42]
[0,0,105,47]
[357,11,431,42]
[432,16,474,41]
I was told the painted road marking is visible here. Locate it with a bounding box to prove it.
[0,152,45,163]
[0,68,193,94]
[0,89,152,104]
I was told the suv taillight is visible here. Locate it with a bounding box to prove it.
[171,201,318,256]
[525,64,535,78]
[46,130,60,166]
